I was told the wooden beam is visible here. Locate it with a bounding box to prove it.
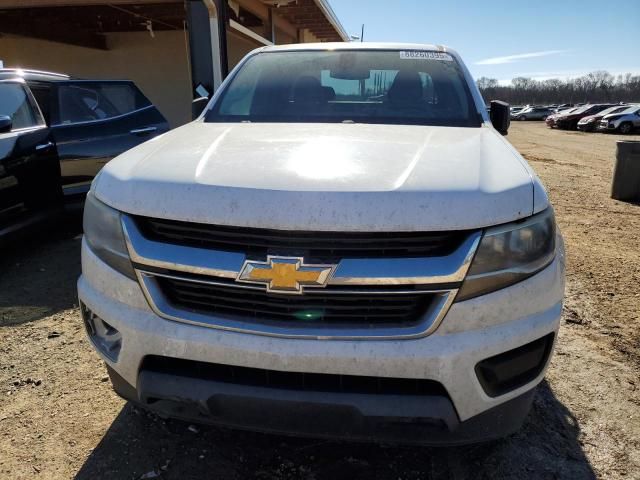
[235,0,298,40]
[234,0,269,20]
[0,28,108,49]
[272,13,297,39]
[0,5,184,34]
[229,19,272,46]
[0,0,177,7]
[271,2,342,41]
[276,7,319,15]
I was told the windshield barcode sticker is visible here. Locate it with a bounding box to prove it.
[399,51,453,61]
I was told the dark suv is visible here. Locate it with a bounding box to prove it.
[0,78,62,244]
[0,69,170,197]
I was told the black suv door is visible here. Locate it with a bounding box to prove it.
[0,80,62,241]
[49,80,169,196]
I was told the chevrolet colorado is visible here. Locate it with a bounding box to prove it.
[78,43,565,445]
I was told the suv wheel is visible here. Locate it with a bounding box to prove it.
[519,115,527,121]
[619,122,633,134]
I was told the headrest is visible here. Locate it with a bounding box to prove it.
[388,71,423,105]
[293,76,325,104]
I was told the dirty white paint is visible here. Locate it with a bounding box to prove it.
[80,43,563,424]
[94,122,545,232]
[78,242,562,421]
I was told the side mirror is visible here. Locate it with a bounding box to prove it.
[192,97,209,119]
[490,100,510,135]
[0,115,12,134]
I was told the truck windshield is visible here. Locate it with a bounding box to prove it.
[206,50,481,127]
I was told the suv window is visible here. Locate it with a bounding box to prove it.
[588,105,611,114]
[207,50,481,127]
[57,82,151,124]
[0,82,45,130]
[28,84,52,125]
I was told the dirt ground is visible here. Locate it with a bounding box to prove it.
[1,122,639,480]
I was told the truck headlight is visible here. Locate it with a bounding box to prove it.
[83,192,135,280]
[457,209,556,301]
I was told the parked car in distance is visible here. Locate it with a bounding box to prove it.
[0,69,170,197]
[548,104,616,130]
[511,106,553,121]
[577,105,629,132]
[599,105,640,134]
[552,103,573,113]
[545,106,578,128]
[78,43,565,446]
[0,78,63,244]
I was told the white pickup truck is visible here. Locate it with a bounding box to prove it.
[78,43,565,445]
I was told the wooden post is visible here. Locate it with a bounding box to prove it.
[611,141,640,202]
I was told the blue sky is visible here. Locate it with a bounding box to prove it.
[328,0,639,84]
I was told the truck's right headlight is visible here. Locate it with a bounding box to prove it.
[83,192,136,280]
[457,209,556,301]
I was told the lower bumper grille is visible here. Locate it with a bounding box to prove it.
[157,275,435,327]
[141,356,449,397]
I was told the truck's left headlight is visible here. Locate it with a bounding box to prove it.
[83,192,136,280]
[457,209,556,301]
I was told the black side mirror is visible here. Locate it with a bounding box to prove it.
[192,97,209,119]
[490,100,510,135]
[0,115,12,134]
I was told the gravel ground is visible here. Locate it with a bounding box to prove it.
[1,122,639,479]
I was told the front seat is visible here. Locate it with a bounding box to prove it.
[292,76,325,105]
[387,71,423,108]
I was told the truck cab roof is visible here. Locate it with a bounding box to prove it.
[258,42,458,56]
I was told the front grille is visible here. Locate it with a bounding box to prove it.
[135,216,469,259]
[142,356,449,397]
[157,275,434,326]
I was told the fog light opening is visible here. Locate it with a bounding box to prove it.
[475,333,555,397]
[80,302,122,362]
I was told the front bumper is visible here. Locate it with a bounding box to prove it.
[598,122,618,131]
[106,361,538,445]
[577,122,596,131]
[555,119,574,129]
[78,238,564,444]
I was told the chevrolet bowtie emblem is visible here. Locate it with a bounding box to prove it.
[237,256,336,294]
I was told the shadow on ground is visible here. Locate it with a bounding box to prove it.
[0,208,83,326]
[75,381,596,480]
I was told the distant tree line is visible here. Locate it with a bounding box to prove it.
[476,71,640,106]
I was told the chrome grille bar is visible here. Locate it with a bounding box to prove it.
[122,215,481,340]
[123,216,481,286]
[137,270,457,340]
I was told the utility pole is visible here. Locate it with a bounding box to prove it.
[360,24,364,42]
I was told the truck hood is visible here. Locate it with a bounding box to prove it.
[95,122,543,231]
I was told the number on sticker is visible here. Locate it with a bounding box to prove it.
[399,51,453,61]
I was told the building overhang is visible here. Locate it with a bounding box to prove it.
[0,0,348,47]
